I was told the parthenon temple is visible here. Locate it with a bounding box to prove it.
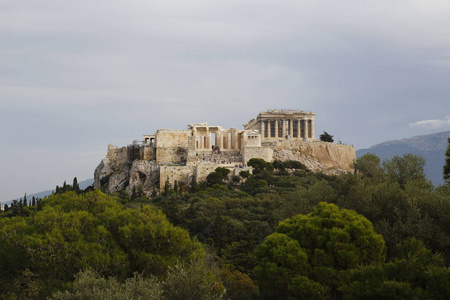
[243,110,316,140]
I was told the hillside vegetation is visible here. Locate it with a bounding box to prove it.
[1,152,450,299]
[357,130,450,186]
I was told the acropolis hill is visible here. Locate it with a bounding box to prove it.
[94,110,356,195]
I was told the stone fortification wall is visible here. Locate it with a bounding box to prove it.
[159,166,194,191]
[272,140,355,173]
[155,130,190,163]
[140,146,155,161]
[106,144,129,167]
[242,146,273,164]
[195,163,245,183]
[160,163,249,191]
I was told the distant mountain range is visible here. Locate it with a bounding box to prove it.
[3,178,95,205]
[357,131,450,186]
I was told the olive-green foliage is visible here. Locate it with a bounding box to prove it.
[219,268,260,300]
[341,238,450,299]
[0,190,205,298]
[382,154,430,188]
[339,154,450,261]
[52,259,225,300]
[247,158,274,174]
[51,269,163,300]
[284,160,307,170]
[239,170,250,178]
[163,258,224,300]
[354,153,383,178]
[206,167,231,185]
[254,203,386,299]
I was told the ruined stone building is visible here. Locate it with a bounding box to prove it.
[94,110,355,196]
[244,110,316,140]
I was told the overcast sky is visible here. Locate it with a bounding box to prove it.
[1,0,450,201]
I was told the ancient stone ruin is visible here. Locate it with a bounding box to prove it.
[94,110,355,196]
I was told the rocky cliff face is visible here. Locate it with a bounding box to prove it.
[94,144,159,196]
[272,140,355,174]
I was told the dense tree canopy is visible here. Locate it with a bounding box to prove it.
[254,203,386,299]
[0,191,217,298]
[2,151,450,299]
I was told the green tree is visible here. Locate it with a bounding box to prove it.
[215,167,231,178]
[320,131,334,143]
[341,238,450,299]
[0,191,207,298]
[247,158,274,174]
[162,259,224,300]
[444,138,450,184]
[219,268,260,300]
[383,154,430,188]
[272,160,286,170]
[239,170,250,179]
[284,160,307,170]
[354,153,383,178]
[254,203,386,299]
[72,177,80,193]
[206,167,231,185]
[51,269,163,300]
[163,177,172,195]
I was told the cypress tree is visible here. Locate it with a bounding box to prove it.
[73,177,80,193]
[131,187,137,200]
[36,198,42,211]
[174,180,178,195]
[164,177,171,195]
[18,199,23,215]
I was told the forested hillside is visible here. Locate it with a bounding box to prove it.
[1,152,450,299]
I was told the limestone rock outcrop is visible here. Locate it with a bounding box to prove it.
[94,144,160,196]
[272,140,355,174]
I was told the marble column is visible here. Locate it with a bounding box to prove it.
[289,119,293,138]
[311,119,315,139]
[274,120,278,139]
[217,131,222,149]
[268,120,271,138]
[305,119,309,139]
[260,119,265,138]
